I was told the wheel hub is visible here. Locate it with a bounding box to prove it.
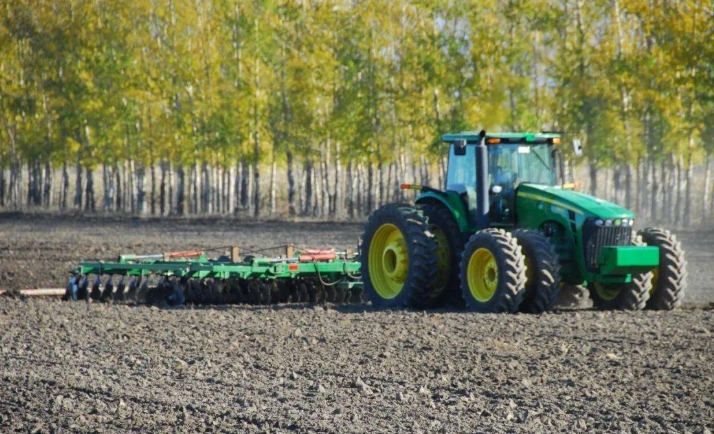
[382,241,408,283]
[368,223,409,299]
[467,248,499,302]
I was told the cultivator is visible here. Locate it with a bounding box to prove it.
[63,246,364,307]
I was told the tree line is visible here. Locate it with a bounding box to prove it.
[0,0,712,224]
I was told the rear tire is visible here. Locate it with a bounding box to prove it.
[638,227,687,310]
[512,229,561,314]
[361,204,438,309]
[419,203,464,308]
[459,229,526,313]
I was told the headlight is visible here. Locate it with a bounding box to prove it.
[615,219,622,226]
[605,219,613,226]
[595,219,604,227]
[629,219,635,227]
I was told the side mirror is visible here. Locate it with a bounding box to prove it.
[490,185,503,194]
[572,139,583,157]
[453,139,467,156]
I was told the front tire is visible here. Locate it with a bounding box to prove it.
[638,227,687,310]
[460,229,526,313]
[588,235,652,310]
[512,229,561,314]
[361,204,438,308]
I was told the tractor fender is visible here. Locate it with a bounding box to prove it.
[415,191,470,233]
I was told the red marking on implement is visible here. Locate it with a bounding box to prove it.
[299,249,337,262]
[288,264,299,271]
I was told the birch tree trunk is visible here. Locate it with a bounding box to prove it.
[42,161,54,208]
[589,164,598,197]
[269,157,277,215]
[176,165,185,216]
[102,164,111,211]
[114,163,122,212]
[159,160,167,216]
[703,156,712,224]
[366,164,374,215]
[661,160,669,223]
[347,160,355,219]
[303,159,313,216]
[240,160,249,209]
[0,166,5,207]
[74,157,83,210]
[683,153,692,226]
[286,151,296,216]
[649,160,657,222]
[333,142,342,218]
[673,154,682,225]
[150,160,157,215]
[167,161,174,215]
[137,163,146,215]
[60,161,69,210]
[226,165,233,214]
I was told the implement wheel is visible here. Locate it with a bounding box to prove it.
[588,235,652,310]
[419,203,465,308]
[512,229,561,314]
[459,229,526,313]
[361,204,438,308]
[638,227,687,310]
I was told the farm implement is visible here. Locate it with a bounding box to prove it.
[63,246,363,307]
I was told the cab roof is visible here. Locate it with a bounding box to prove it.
[441,131,561,144]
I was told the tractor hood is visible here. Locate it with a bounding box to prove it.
[516,184,634,219]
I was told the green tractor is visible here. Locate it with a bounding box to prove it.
[360,131,687,313]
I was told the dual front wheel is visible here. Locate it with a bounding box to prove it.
[588,228,687,311]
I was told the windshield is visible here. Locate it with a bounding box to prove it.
[488,144,555,187]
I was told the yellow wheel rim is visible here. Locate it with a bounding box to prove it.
[368,223,408,299]
[433,227,450,290]
[467,248,499,302]
[649,267,659,295]
[594,282,619,301]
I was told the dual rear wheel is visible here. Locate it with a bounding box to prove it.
[362,204,561,312]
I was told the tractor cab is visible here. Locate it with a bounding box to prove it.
[444,132,561,226]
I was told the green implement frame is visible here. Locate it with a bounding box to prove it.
[73,253,362,288]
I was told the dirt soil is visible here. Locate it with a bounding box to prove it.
[1,214,713,433]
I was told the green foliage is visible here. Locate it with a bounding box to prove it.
[0,0,710,169]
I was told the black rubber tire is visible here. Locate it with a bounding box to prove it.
[360,204,438,309]
[638,227,687,310]
[419,203,465,308]
[588,235,652,310]
[512,229,561,314]
[459,228,526,313]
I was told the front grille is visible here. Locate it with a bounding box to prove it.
[582,219,632,272]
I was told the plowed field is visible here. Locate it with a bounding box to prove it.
[1,214,713,433]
